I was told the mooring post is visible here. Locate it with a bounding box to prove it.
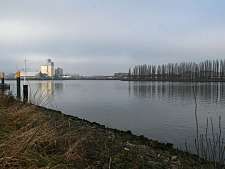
[1,73,4,84]
[23,85,28,102]
[17,71,21,99]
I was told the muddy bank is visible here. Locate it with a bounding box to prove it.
[0,93,211,168]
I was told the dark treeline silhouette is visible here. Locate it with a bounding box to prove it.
[128,59,225,81]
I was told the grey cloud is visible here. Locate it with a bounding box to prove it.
[1,0,225,75]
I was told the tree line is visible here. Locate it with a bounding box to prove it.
[128,59,225,81]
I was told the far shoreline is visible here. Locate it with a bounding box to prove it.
[5,78,225,82]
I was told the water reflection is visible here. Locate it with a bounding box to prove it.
[40,81,54,95]
[5,80,225,154]
[130,82,225,105]
[55,82,63,93]
[29,81,63,105]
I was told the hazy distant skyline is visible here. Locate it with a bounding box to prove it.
[1,0,225,75]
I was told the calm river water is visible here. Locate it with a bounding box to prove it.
[6,80,225,152]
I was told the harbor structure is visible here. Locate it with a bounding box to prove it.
[40,59,54,77]
[55,67,63,78]
[20,71,43,79]
[114,72,129,79]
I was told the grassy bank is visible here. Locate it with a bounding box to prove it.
[0,93,212,168]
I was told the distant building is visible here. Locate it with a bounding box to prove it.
[114,73,129,79]
[71,74,80,78]
[55,67,63,78]
[62,75,72,79]
[7,73,16,79]
[40,59,54,77]
[20,71,45,79]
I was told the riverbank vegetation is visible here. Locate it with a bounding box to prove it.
[185,85,225,168]
[0,93,219,168]
[128,59,225,81]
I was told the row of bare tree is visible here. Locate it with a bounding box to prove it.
[128,59,225,80]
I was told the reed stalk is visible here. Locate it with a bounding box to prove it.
[190,83,225,168]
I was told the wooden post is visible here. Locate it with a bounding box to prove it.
[23,85,28,102]
[1,73,4,84]
[17,72,21,99]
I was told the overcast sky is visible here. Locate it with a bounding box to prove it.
[1,0,225,75]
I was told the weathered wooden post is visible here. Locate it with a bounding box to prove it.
[23,57,28,102]
[23,85,28,102]
[1,73,4,84]
[17,71,21,99]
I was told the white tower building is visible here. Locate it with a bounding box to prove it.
[40,59,54,77]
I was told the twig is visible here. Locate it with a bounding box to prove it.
[192,83,199,156]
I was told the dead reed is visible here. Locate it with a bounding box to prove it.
[0,93,214,168]
[0,93,89,168]
[186,84,225,168]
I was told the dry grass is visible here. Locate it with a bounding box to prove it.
[0,93,214,168]
[0,93,89,168]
